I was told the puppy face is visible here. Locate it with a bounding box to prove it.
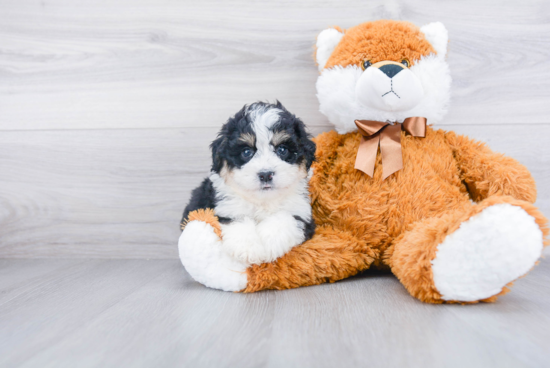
[210,102,316,201]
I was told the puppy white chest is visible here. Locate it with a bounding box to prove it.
[209,172,312,264]
[210,172,312,222]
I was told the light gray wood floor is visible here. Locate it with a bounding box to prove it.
[1,259,550,368]
[2,1,550,367]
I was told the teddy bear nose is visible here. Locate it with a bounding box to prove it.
[379,64,404,78]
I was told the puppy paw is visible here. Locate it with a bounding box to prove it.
[221,213,307,265]
[179,220,248,291]
[221,217,266,265]
[256,212,306,261]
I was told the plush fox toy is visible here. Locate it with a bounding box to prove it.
[180,20,548,303]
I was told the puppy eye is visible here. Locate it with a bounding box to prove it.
[276,145,289,158]
[361,60,372,71]
[241,147,254,159]
[401,58,410,68]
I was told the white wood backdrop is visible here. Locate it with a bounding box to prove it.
[1,0,549,258]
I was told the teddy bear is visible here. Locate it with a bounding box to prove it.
[179,19,548,304]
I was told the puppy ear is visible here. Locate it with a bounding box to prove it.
[211,104,248,172]
[293,118,316,170]
[315,27,344,71]
[420,22,448,58]
[210,135,226,173]
[303,136,316,171]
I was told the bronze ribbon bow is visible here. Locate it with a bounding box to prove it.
[354,117,427,180]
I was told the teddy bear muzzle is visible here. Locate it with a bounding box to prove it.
[355,60,424,112]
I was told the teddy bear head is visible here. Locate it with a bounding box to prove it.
[315,20,451,134]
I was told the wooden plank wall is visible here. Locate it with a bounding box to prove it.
[1,0,549,258]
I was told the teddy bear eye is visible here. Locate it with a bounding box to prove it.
[401,58,410,68]
[361,60,372,71]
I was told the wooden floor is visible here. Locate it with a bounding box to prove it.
[2,0,550,366]
[0,259,549,368]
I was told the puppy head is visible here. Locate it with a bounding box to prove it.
[315,20,451,133]
[211,101,316,200]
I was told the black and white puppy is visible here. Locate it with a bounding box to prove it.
[181,101,316,265]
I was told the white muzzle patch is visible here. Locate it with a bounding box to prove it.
[355,62,424,112]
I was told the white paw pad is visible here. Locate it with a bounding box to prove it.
[431,204,543,302]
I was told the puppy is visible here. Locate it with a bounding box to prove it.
[181,101,317,265]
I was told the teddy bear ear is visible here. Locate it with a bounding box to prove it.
[420,22,448,58]
[315,27,344,71]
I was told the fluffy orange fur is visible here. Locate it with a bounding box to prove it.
[323,20,435,70]
[242,128,549,301]
[185,20,548,303]
[183,208,222,237]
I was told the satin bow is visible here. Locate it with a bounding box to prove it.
[354,117,427,180]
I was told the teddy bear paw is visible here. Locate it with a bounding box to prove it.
[431,204,544,302]
[179,220,248,291]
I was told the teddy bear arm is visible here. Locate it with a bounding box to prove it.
[445,131,537,203]
[243,225,377,292]
[181,208,222,235]
[178,209,249,292]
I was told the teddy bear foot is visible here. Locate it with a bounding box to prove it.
[179,219,248,292]
[431,204,544,302]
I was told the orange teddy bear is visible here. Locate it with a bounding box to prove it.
[179,20,548,304]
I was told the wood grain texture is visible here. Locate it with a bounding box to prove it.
[2,2,550,365]
[1,0,550,257]
[0,0,549,130]
[1,125,548,258]
[0,259,549,367]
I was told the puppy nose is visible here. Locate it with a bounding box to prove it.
[379,64,404,78]
[258,171,274,183]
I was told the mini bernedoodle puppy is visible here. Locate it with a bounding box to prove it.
[180,101,316,272]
